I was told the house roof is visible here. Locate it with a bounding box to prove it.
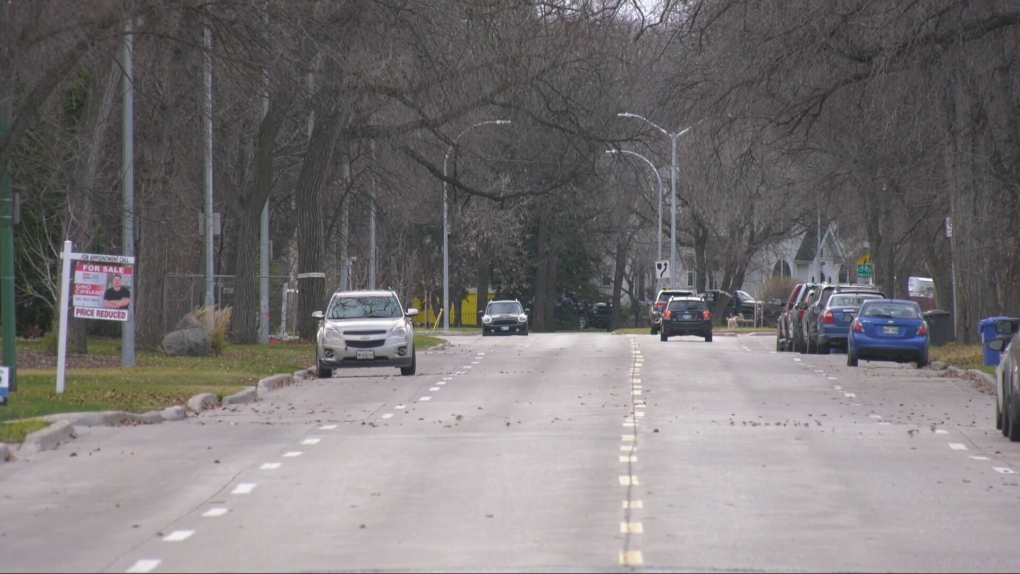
[794,222,843,262]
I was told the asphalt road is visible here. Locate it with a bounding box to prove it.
[1,332,1017,573]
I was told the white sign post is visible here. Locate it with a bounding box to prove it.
[56,240,136,393]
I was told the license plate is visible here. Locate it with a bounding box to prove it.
[356,350,375,360]
[882,326,898,335]
[501,326,509,331]
[843,315,852,323]
[682,314,692,320]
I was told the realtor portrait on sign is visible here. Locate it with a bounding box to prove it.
[72,262,134,322]
[103,273,132,310]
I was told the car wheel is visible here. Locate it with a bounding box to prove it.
[316,359,333,379]
[915,354,928,369]
[400,350,416,376]
[650,325,657,336]
[520,328,529,336]
[659,331,668,342]
[817,341,829,355]
[776,337,783,352]
[847,350,859,367]
[996,391,1004,431]
[1008,397,1020,442]
[705,333,713,343]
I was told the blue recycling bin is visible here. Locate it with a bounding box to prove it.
[980,316,1013,366]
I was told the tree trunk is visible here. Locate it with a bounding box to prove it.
[63,59,121,353]
[231,99,285,343]
[476,258,491,320]
[532,205,558,331]
[296,106,341,339]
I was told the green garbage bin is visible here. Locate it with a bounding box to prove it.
[922,310,953,347]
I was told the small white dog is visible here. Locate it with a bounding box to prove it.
[726,315,739,329]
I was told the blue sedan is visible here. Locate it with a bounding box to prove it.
[847,299,929,368]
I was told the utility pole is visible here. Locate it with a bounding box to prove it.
[121,18,136,367]
[203,27,215,322]
[0,0,17,390]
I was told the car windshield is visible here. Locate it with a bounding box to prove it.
[829,294,882,307]
[668,301,705,313]
[862,302,920,319]
[487,302,523,315]
[327,296,402,319]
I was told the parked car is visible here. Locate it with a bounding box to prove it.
[480,299,530,336]
[649,288,697,335]
[659,296,713,342]
[988,318,1020,436]
[587,302,612,330]
[776,282,813,352]
[787,283,821,354]
[775,281,807,350]
[847,299,929,368]
[810,292,885,354]
[802,285,886,354]
[312,289,418,378]
[701,289,760,320]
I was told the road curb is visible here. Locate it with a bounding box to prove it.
[944,365,996,394]
[187,393,220,414]
[40,410,165,427]
[257,373,294,398]
[222,387,259,405]
[21,420,78,454]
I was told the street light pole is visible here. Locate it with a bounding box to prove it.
[618,112,697,289]
[605,149,663,292]
[443,119,510,331]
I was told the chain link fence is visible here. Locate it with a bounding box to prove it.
[162,273,300,337]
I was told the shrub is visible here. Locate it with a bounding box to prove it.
[186,305,233,355]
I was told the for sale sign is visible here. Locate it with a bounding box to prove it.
[73,262,133,322]
[0,366,8,406]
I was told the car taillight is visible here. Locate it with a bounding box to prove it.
[663,310,671,319]
[797,309,805,318]
[852,319,863,333]
[918,321,928,336]
[654,302,666,310]
[703,310,711,320]
[823,310,834,324]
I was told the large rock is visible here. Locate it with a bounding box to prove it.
[162,325,212,357]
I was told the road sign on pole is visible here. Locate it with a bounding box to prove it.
[857,264,873,279]
[655,260,670,281]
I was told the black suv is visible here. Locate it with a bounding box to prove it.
[587,302,612,330]
[659,296,713,342]
[650,288,698,335]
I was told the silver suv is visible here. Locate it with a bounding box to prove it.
[312,290,419,378]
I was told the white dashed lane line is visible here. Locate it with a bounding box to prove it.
[995,467,1016,474]
[162,530,194,542]
[202,508,229,518]
[260,463,281,470]
[949,443,968,451]
[420,397,432,401]
[126,559,161,573]
[971,456,991,461]
[381,413,394,419]
[429,387,440,392]
[301,438,321,445]
[935,429,949,435]
[283,451,303,457]
[232,483,257,495]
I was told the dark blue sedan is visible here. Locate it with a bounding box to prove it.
[847,299,929,368]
